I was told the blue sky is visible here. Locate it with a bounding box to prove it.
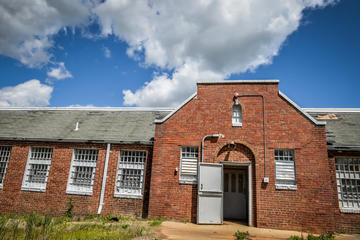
[0,0,358,108]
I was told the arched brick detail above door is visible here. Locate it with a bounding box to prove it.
[215,141,256,164]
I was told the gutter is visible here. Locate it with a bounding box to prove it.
[0,137,154,145]
[98,143,111,214]
[328,146,360,152]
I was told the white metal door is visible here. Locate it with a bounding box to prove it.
[197,163,223,224]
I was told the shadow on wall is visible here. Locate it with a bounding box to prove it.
[191,184,197,223]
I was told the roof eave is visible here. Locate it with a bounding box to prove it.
[197,79,279,84]
[0,137,154,145]
[328,146,360,152]
[154,92,197,123]
[279,91,326,126]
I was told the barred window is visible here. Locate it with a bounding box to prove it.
[232,105,242,126]
[0,146,11,188]
[335,158,360,213]
[275,149,296,190]
[180,146,199,184]
[66,149,98,195]
[22,147,53,192]
[115,150,146,198]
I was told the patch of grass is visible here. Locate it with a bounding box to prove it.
[148,217,166,227]
[290,235,304,240]
[289,232,335,240]
[0,213,156,240]
[234,230,250,240]
[83,214,100,221]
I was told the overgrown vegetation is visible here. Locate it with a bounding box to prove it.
[65,197,74,218]
[148,217,166,227]
[0,213,158,240]
[289,232,335,240]
[234,230,250,240]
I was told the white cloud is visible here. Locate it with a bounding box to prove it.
[103,46,111,58]
[0,0,91,67]
[94,0,337,107]
[67,104,96,107]
[46,62,73,81]
[123,60,223,107]
[0,80,53,107]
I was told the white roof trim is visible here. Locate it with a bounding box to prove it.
[303,108,360,113]
[198,79,279,84]
[279,91,326,126]
[0,107,174,112]
[155,92,197,123]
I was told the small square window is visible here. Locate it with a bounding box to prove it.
[66,149,98,195]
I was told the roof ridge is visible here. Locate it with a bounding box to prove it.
[303,108,360,113]
[0,107,175,111]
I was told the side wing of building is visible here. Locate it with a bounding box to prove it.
[0,108,171,217]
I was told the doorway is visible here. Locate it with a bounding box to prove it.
[223,167,248,221]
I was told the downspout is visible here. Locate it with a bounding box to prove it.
[236,95,267,180]
[97,143,111,214]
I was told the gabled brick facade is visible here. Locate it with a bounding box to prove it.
[148,81,359,233]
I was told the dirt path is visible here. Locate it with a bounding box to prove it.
[157,221,360,240]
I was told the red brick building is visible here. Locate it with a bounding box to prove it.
[0,80,359,233]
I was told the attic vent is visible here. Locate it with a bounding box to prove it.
[315,114,338,120]
[74,121,79,131]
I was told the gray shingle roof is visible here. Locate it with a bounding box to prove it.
[306,110,360,151]
[0,108,172,144]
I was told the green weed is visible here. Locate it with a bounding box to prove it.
[289,232,335,240]
[234,230,250,240]
[65,197,74,218]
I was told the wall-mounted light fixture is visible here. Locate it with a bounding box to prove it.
[233,92,240,105]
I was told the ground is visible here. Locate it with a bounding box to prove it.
[2,214,360,239]
[156,221,360,240]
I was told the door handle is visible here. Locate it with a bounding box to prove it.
[201,184,203,190]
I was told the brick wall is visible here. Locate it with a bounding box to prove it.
[0,141,152,218]
[148,82,340,233]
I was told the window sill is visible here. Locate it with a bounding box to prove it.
[275,184,297,191]
[21,187,46,192]
[114,194,142,199]
[340,208,360,214]
[179,180,197,185]
[66,190,93,196]
[232,123,242,127]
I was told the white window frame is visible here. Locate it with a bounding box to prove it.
[21,147,53,192]
[0,146,12,189]
[114,150,147,198]
[66,148,98,196]
[335,157,360,213]
[179,146,199,184]
[275,149,297,190]
[232,104,242,127]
